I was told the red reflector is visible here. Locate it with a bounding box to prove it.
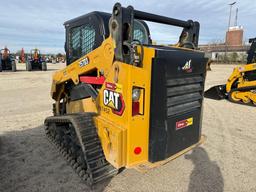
[79,76,105,85]
[134,147,142,155]
[132,101,140,116]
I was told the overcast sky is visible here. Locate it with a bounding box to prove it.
[0,0,255,54]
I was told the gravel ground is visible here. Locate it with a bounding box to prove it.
[0,63,255,192]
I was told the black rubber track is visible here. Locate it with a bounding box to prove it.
[44,113,118,186]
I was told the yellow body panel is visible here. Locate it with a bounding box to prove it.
[94,47,155,168]
[225,63,256,104]
[226,63,256,92]
[51,36,156,168]
[66,98,97,113]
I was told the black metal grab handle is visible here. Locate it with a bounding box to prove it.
[133,9,193,28]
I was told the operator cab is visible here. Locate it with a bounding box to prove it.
[64,11,151,65]
[245,38,256,81]
[247,38,256,64]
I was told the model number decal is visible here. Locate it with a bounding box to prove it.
[79,57,89,67]
[176,117,193,130]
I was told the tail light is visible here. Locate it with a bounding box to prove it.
[132,101,140,116]
[132,87,144,116]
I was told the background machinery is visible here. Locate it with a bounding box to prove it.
[19,48,26,63]
[26,48,47,71]
[44,3,208,186]
[205,38,256,106]
[0,47,16,72]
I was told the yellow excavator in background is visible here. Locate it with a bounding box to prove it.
[44,3,208,186]
[205,38,256,106]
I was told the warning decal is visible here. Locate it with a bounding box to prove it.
[176,117,193,130]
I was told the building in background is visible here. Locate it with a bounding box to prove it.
[199,43,250,63]
[226,26,243,46]
[199,26,250,63]
[200,5,251,63]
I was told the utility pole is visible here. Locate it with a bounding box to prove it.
[235,8,238,26]
[225,2,236,62]
[228,2,236,30]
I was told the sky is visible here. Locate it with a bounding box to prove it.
[0,0,255,54]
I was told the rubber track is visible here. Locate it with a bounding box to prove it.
[228,86,256,107]
[44,113,118,186]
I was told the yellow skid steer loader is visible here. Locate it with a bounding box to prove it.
[44,3,208,186]
[205,37,256,106]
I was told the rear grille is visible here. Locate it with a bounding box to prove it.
[166,76,204,116]
[149,48,207,163]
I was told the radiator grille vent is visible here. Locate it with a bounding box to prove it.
[166,76,204,116]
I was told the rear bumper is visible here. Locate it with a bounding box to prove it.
[132,135,206,172]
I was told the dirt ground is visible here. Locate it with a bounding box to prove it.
[0,63,255,192]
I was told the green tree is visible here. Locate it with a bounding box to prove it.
[230,52,238,63]
[56,53,63,58]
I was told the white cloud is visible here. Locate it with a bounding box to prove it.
[0,0,255,53]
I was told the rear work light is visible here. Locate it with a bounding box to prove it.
[132,88,141,101]
[132,87,144,116]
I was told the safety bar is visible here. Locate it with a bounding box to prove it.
[133,9,192,28]
[111,3,200,63]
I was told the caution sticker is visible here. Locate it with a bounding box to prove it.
[176,117,193,130]
[105,82,122,93]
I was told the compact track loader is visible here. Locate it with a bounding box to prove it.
[44,3,208,186]
[0,47,16,72]
[204,38,256,106]
[26,48,47,71]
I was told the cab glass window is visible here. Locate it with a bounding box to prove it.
[69,24,96,63]
[133,21,149,44]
